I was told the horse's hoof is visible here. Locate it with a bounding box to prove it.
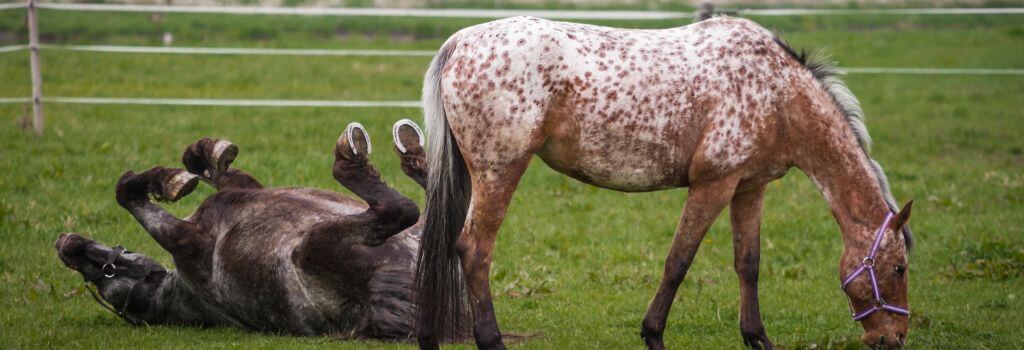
[159,170,200,202]
[182,138,237,180]
[392,119,424,155]
[337,122,371,160]
[209,140,238,178]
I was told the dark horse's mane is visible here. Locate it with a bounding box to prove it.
[773,36,914,251]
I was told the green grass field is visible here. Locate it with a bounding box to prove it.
[1,7,1023,349]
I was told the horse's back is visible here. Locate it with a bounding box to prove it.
[441,16,802,190]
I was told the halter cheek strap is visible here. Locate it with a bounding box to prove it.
[840,212,910,321]
[84,246,149,326]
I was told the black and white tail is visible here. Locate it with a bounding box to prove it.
[414,36,472,345]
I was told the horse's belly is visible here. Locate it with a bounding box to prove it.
[202,189,367,333]
[537,119,692,192]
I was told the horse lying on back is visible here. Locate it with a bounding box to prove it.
[55,120,435,339]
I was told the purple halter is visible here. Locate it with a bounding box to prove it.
[840,211,910,321]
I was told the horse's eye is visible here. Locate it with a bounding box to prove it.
[894,265,906,276]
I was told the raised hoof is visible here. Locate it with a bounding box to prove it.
[392,119,424,155]
[209,140,238,179]
[182,138,237,180]
[336,122,371,162]
[157,170,200,202]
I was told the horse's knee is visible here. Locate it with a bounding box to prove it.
[740,322,766,338]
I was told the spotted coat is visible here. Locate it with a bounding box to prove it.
[440,16,813,191]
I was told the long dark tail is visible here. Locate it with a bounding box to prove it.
[414,36,471,344]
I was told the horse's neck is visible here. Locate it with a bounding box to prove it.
[795,120,889,249]
[148,272,228,326]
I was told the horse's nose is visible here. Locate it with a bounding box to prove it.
[55,232,75,253]
[872,334,905,349]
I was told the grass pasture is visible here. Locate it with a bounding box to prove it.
[1,7,1023,349]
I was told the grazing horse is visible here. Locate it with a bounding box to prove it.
[56,121,435,339]
[414,16,914,349]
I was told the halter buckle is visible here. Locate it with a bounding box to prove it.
[861,256,874,267]
[102,263,117,278]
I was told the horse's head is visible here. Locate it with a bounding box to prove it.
[839,201,913,349]
[55,233,168,324]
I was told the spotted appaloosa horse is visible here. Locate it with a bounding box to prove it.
[56,121,435,339]
[415,16,915,349]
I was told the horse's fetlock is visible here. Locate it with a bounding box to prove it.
[640,318,664,338]
[640,322,665,350]
[473,329,505,350]
[740,323,765,337]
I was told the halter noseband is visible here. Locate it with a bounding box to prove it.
[84,246,150,326]
[840,212,910,321]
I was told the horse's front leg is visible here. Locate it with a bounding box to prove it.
[115,167,207,256]
[730,185,775,350]
[641,177,739,350]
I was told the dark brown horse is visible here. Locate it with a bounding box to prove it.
[414,16,914,349]
[56,121,435,339]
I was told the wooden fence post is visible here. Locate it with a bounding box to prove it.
[28,0,44,135]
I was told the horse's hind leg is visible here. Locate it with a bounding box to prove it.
[392,119,427,189]
[115,167,206,255]
[334,123,419,245]
[641,176,739,350]
[730,185,775,350]
[181,138,262,190]
[457,156,532,350]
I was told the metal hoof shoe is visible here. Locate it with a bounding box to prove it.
[161,171,199,202]
[342,122,372,156]
[210,140,238,177]
[392,119,424,154]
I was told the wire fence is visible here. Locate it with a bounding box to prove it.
[2,2,1023,134]
[6,2,1024,18]
[4,43,1024,76]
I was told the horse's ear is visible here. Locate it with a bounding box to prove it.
[892,200,913,230]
